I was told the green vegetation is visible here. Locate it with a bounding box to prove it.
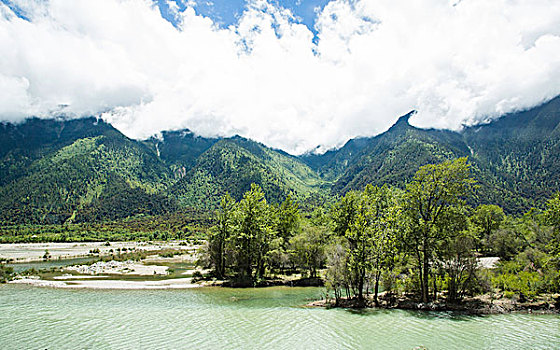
[329,184,399,305]
[0,208,212,243]
[306,97,560,214]
[200,158,560,307]
[402,157,475,303]
[0,118,173,225]
[203,184,303,286]
[0,259,14,283]
[0,96,559,249]
[171,137,328,210]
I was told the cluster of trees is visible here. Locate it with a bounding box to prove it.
[202,185,322,285]
[0,207,212,243]
[202,158,560,304]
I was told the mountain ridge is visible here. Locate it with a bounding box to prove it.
[1,96,559,224]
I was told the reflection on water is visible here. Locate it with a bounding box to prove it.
[0,285,558,350]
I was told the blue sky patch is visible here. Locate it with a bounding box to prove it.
[157,0,330,32]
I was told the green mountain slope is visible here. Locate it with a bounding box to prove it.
[171,136,327,209]
[0,117,174,224]
[462,96,560,212]
[300,136,372,181]
[0,96,559,223]
[0,117,117,186]
[313,98,560,213]
[143,129,219,179]
[330,111,471,194]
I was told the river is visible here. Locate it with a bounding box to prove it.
[0,285,559,349]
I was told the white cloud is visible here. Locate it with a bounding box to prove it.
[1,0,559,154]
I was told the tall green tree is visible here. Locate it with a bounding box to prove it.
[403,157,475,303]
[544,192,560,234]
[331,185,400,303]
[275,195,300,248]
[438,208,479,301]
[289,224,328,278]
[325,238,350,305]
[232,184,273,284]
[332,190,368,301]
[362,185,401,306]
[208,193,236,279]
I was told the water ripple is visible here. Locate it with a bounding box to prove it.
[1,285,559,349]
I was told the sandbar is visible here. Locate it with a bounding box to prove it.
[10,277,200,289]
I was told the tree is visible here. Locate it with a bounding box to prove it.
[403,157,475,303]
[275,195,300,245]
[439,209,479,302]
[331,185,400,304]
[289,224,328,278]
[231,184,273,284]
[362,185,401,306]
[332,190,368,301]
[269,195,301,273]
[544,192,560,233]
[544,192,560,275]
[325,238,350,306]
[472,204,505,253]
[208,193,236,279]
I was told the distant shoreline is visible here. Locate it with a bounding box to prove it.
[8,276,201,290]
[0,241,197,263]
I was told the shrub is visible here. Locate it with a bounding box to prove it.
[0,265,14,283]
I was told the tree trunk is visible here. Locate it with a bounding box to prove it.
[422,251,430,303]
[357,274,364,301]
[433,272,437,301]
[218,239,225,279]
[374,271,381,307]
[416,249,423,300]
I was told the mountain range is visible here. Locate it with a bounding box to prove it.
[1,96,559,225]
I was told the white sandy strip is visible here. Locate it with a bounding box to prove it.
[0,241,197,263]
[65,261,169,276]
[53,274,110,280]
[10,277,200,289]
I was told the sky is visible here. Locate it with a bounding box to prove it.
[0,0,559,155]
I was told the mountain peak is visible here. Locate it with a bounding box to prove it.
[398,110,416,124]
[388,110,416,130]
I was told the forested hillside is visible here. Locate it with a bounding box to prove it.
[0,117,174,224]
[305,97,560,213]
[171,136,327,209]
[0,96,559,226]
[463,96,560,212]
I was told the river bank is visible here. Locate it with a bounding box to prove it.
[307,291,560,315]
[9,276,200,289]
[3,242,557,314]
[2,241,205,289]
[0,241,198,263]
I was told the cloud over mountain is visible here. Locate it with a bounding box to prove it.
[1,0,559,154]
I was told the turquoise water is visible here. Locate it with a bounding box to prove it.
[0,285,559,349]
